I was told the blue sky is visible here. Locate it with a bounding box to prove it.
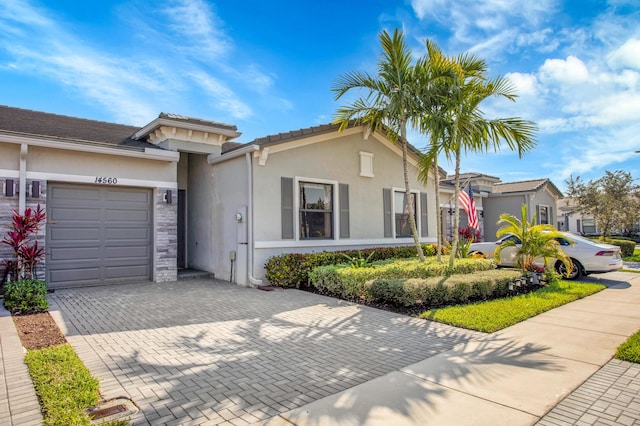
[1,0,639,191]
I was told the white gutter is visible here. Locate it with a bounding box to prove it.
[246,152,263,286]
[208,144,259,165]
[19,144,27,212]
[0,133,180,162]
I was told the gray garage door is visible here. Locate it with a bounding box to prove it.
[46,184,153,289]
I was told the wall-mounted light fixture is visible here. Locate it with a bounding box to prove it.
[31,181,40,198]
[5,179,14,197]
[164,189,172,204]
[235,212,243,222]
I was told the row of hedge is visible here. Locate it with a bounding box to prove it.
[599,238,636,257]
[312,268,522,308]
[309,257,498,300]
[265,244,444,287]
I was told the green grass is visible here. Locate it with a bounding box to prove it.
[420,280,605,333]
[615,329,640,363]
[24,343,101,426]
[623,248,640,262]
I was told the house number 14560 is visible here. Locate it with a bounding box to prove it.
[95,177,118,184]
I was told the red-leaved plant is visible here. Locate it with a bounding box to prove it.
[2,205,46,281]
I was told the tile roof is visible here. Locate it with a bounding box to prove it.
[158,113,238,132]
[0,105,156,150]
[492,178,563,197]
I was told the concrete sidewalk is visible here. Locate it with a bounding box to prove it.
[262,272,640,426]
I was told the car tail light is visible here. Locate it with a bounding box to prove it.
[595,250,616,256]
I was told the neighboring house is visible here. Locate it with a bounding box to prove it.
[0,105,438,289]
[438,174,564,241]
[557,198,640,236]
[483,178,563,240]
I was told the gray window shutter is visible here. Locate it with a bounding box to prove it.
[420,192,428,237]
[281,177,294,239]
[383,188,392,237]
[549,207,553,226]
[339,183,350,238]
[536,205,540,224]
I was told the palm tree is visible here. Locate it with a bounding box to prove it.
[416,40,456,263]
[420,47,538,266]
[332,29,426,261]
[495,204,573,274]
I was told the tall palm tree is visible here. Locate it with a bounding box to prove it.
[332,28,426,261]
[420,47,538,266]
[415,40,454,263]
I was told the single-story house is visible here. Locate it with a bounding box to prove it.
[0,105,438,289]
[439,174,564,242]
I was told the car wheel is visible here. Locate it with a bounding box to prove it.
[556,259,583,280]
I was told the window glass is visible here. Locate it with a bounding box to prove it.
[299,182,333,239]
[539,206,549,224]
[394,191,416,238]
[582,218,596,234]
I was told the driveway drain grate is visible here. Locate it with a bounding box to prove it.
[89,404,126,420]
[88,397,138,424]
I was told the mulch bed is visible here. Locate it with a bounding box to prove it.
[12,312,67,350]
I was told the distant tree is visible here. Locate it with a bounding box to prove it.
[565,170,640,238]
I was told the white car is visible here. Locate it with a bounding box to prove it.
[468,232,623,279]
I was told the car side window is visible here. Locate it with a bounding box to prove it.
[555,237,570,246]
[504,235,521,244]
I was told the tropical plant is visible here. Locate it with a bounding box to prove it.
[332,28,426,261]
[458,226,481,258]
[341,251,376,268]
[495,204,573,274]
[2,205,46,281]
[416,41,537,267]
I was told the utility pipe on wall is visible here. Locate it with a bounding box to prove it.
[245,152,263,286]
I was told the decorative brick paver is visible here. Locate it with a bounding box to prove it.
[49,280,482,425]
[538,359,640,426]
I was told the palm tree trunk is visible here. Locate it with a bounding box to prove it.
[449,146,461,267]
[434,157,442,263]
[402,139,426,262]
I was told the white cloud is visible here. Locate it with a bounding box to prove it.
[506,72,538,96]
[539,56,589,85]
[608,38,640,70]
[189,71,252,119]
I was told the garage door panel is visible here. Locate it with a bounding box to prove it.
[105,227,150,240]
[49,247,100,261]
[105,245,150,259]
[106,209,150,222]
[49,227,102,242]
[47,184,153,289]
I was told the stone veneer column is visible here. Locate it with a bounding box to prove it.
[155,188,177,282]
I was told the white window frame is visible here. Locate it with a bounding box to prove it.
[294,176,339,241]
[392,187,421,239]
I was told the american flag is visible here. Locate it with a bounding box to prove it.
[458,184,479,230]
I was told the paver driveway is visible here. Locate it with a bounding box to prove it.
[49,279,483,425]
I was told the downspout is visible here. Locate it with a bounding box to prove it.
[19,143,28,213]
[246,153,263,286]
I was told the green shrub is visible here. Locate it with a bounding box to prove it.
[25,344,100,426]
[603,238,636,257]
[3,279,49,314]
[309,258,498,301]
[615,329,640,363]
[265,244,438,287]
[366,269,521,307]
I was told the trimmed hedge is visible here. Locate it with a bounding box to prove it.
[603,238,636,257]
[367,269,522,307]
[309,258,498,300]
[265,244,440,287]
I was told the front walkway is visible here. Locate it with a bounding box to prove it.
[47,280,482,425]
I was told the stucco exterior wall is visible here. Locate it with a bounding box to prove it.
[249,130,437,282]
